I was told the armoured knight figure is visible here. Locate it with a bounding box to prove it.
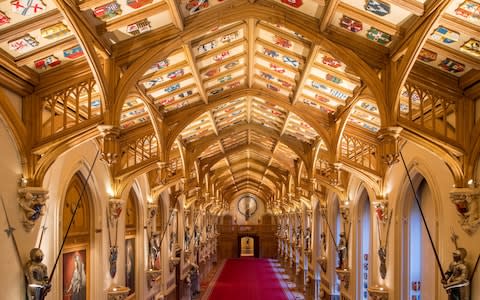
[149,232,160,270]
[25,248,50,300]
[337,232,348,269]
[304,227,312,250]
[184,226,191,250]
[442,248,470,300]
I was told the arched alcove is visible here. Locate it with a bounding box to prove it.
[401,175,439,300]
[61,172,93,300]
[125,188,139,298]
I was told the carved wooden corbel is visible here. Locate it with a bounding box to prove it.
[18,187,48,232]
[377,127,403,166]
[98,125,120,165]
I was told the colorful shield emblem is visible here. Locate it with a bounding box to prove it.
[340,15,363,33]
[167,69,184,79]
[11,0,46,16]
[366,27,391,45]
[460,39,480,57]
[263,48,279,58]
[281,0,303,8]
[164,83,180,93]
[63,45,84,59]
[205,67,220,77]
[41,22,70,39]
[282,55,299,68]
[454,1,480,22]
[0,10,11,25]
[127,19,151,36]
[197,40,217,54]
[326,74,343,84]
[273,35,292,48]
[364,0,390,16]
[150,59,169,72]
[417,49,437,62]
[127,0,152,9]
[431,26,460,44]
[94,1,122,21]
[9,34,39,52]
[224,60,239,69]
[34,55,61,69]
[322,56,342,68]
[221,31,239,43]
[213,51,230,62]
[186,0,209,14]
[439,58,465,73]
[266,83,279,92]
[269,63,285,73]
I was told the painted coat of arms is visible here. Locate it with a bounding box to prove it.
[364,0,390,17]
[340,15,363,33]
[366,27,391,45]
[454,1,480,22]
[322,56,342,68]
[94,1,122,21]
[9,34,39,52]
[460,39,480,57]
[127,0,153,9]
[41,22,70,39]
[0,10,11,25]
[439,58,465,73]
[273,35,292,49]
[281,0,303,8]
[11,0,46,16]
[186,0,209,14]
[431,26,459,44]
[34,55,61,69]
[127,19,151,36]
[417,48,437,62]
[63,45,84,59]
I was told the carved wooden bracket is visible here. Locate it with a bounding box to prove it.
[335,268,350,290]
[107,286,130,300]
[377,127,403,166]
[98,125,120,165]
[368,286,389,300]
[18,187,48,232]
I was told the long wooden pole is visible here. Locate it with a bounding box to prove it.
[400,151,446,281]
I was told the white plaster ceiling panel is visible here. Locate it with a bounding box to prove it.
[415,46,474,76]
[271,0,324,18]
[200,143,222,160]
[204,68,246,89]
[180,112,215,143]
[197,42,246,70]
[284,113,318,143]
[0,0,56,28]
[250,131,276,151]
[251,99,286,133]
[214,100,248,131]
[200,56,247,80]
[178,0,230,17]
[148,76,196,98]
[142,65,192,90]
[143,51,185,78]
[120,97,151,129]
[340,0,412,25]
[445,0,480,26]
[221,130,248,150]
[112,10,172,41]
[257,26,309,57]
[207,77,246,96]
[254,68,295,95]
[255,56,297,79]
[347,100,380,132]
[193,24,245,56]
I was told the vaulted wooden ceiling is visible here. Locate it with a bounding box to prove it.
[1,0,479,210]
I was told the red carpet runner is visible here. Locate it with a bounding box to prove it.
[204,258,293,300]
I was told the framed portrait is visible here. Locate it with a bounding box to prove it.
[125,238,135,297]
[63,248,87,300]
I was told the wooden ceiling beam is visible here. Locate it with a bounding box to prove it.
[184,44,208,103]
[320,0,341,32]
[15,36,78,67]
[382,0,424,16]
[165,0,184,31]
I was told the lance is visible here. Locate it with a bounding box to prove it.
[320,208,338,250]
[47,150,100,287]
[400,151,446,281]
[1,196,25,271]
[159,201,179,247]
[38,206,49,249]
